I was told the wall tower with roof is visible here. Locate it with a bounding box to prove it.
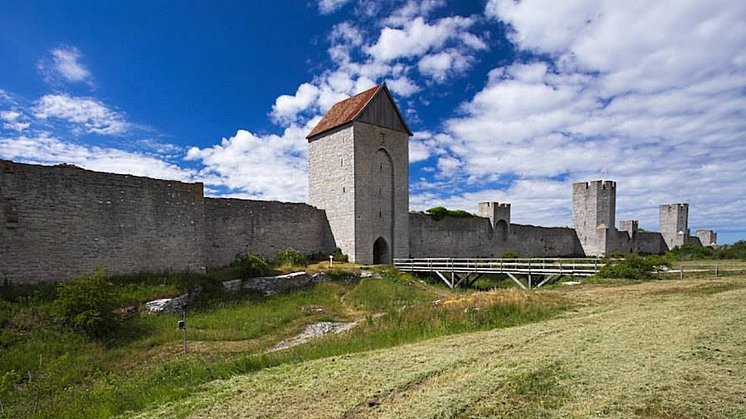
[306,84,411,264]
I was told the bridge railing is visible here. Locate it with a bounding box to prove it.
[393,258,606,277]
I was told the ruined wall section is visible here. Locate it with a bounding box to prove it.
[0,161,205,284]
[204,198,334,267]
[408,213,582,258]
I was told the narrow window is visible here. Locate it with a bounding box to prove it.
[379,211,382,218]
[342,187,345,193]
[380,163,383,171]
[340,158,343,167]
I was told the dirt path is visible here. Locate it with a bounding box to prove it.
[132,277,746,419]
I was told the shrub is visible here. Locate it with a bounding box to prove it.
[667,244,716,261]
[232,253,270,278]
[597,254,670,280]
[273,248,308,268]
[426,206,475,221]
[330,247,349,262]
[502,251,520,258]
[52,269,119,337]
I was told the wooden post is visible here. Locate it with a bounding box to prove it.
[715,264,719,278]
[679,267,684,280]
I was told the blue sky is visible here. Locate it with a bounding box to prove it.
[1,0,745,243]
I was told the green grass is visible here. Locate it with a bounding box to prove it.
[0,267,570,419]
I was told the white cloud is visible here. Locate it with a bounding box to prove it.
[318,0,352,14]
[271,83,320,124]
[1,110,30,132]
[185,121,316,201]
[366,16,477,62]
[386,76,420,97]
[411,0,746,232]
[38,46,92,85]
[0,134,194,181]
[418,49,473,82]
[1,110,20,122]
[34,94,128,135]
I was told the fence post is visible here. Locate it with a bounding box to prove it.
[679,267,684,280]
[715,264,719,278]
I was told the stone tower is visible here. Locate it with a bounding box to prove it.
[477,202,511,241]
[572,180,616,256]
[659,204,689,250]
[306,84,411,264]
[696,229,717,247]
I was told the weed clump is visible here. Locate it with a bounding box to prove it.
[52,269,119,337]
[273,248,308,268]
[597,254,670,280]
[232,253,270,278]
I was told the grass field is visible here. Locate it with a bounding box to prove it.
[130,275,746,419]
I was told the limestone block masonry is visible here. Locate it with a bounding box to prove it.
[0,160,334,284]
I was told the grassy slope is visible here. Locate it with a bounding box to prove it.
[133,277,746,419]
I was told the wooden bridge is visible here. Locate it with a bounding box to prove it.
[393,258,606,289]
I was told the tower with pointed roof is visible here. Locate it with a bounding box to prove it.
[306,84,412,264]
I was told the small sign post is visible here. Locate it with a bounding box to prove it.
[178,311,188,354]
[329,255,333,267]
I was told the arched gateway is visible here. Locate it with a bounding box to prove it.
[373,237,390,264]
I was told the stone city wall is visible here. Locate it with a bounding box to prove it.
[204,198,334,267]
[408,213,582,258]
[0,161,334,284]
[0,161,206,284]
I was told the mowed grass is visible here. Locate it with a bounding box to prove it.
[132,275,746,419]
[0,267,569,419]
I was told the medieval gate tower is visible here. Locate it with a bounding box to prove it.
[306,84,412,264]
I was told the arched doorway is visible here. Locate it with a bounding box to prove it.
[496,220,508,241]
[373,237,390,264]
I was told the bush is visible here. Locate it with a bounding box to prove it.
[502,251,520,258]
[273,248,308,268]
[231,253,270,278]
[426,206,475,221]
[667,244,716,260]
[52,269,119,337]
[597,254,670,280]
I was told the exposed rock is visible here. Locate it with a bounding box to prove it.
[144,294,189,314]
[273,321,358,351]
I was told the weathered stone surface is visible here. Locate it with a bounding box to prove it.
[272,321,358,351]
[145,294,189,314]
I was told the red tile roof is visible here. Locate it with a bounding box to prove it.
[306,84,382,139]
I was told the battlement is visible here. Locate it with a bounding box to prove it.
[574,180,616,190]
[659,203,689,211]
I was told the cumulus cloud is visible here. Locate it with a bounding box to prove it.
[418,49,473,83]
[38,46,92,85]
[412,0,746,233]
[34,94,128,135]
[366,16,477,62]
[185,121,316,201]
[0,134,194,181]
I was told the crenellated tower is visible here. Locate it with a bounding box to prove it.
[477,202,511,240]
[572,180,616,256]
[659,204,689,250]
